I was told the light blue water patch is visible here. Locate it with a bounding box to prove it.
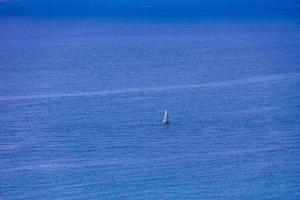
[0,17,300,199]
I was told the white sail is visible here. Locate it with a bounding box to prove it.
[162,110,169,124]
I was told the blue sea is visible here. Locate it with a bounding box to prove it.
[1,16,300,199]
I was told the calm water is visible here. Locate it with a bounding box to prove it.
[1,16,300,199]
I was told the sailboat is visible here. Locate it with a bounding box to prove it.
[162,110,169,124]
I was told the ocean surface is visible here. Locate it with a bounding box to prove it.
[1,16,300,199]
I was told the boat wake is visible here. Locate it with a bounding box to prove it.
[0,72,299,101]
